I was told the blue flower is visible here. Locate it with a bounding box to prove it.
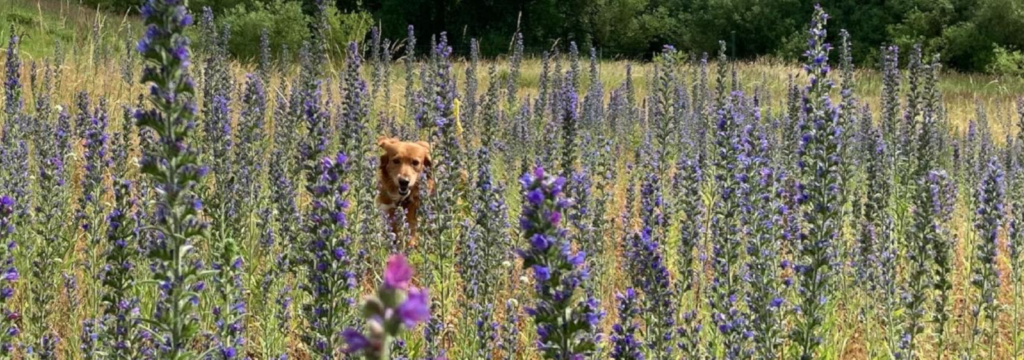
[533,266,551,282]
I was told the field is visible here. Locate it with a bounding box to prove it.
[3,1,1024,359]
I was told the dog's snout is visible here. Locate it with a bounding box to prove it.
[398,178,410,188]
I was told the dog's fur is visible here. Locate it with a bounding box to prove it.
[377,137,433,246]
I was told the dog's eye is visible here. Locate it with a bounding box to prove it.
[412,160,420,166]
[392,159,400,165]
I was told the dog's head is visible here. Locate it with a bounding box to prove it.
[378,137,432,197]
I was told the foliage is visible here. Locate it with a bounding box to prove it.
[5,3,1024,360]
[216,0,370,62]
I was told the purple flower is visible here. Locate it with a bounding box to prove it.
[397,287,431,327]
[342,329,370,353]
[2,269,16,282]
[530,234,552,251]
[518,166,601,358]
[527,189,544,206]
[384,254,414,290]
[548,211,562,225]
[533,265,551,282]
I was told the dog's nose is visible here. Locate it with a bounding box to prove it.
[398,178,410,188]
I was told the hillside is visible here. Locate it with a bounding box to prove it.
[2,0,137,59]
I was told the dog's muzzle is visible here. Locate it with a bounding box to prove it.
[398,178,411,196]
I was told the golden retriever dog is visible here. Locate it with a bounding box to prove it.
[377,137,433,246]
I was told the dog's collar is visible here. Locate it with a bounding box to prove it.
[396,191,412,207]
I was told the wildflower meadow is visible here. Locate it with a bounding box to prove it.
[3,1,1024,359]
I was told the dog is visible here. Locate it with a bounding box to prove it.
[377,137,433,246]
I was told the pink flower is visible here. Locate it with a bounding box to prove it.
[383,254,414,290]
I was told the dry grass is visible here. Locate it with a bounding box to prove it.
[4,3,1024,358]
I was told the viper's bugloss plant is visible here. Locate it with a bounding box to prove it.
[518,166,601,359]
[404,25,417,124]
[568,42,581,92]
[343,255,430,359]
[970,158,1005,355]
[463,38,479,131]
[551,48,563,116]
[499,299,520,360]
[471,303,498,360]
[901,169,955,358]
[235,73,267,210]
[340,41,370,157]
[857,128,889,286]
[100,179,144,359]
[370,27,383,101]
[77,92,111,235]
[1012,98,1024,358]
[28,104,70,351]
[880,45,901,159]
[507,32,524,107]
[299,76,330,189]
[464,146,510,300]
[3,26,21,120]
[417,35,460,355]
[258,28,271,83]
[479,63,501,151]
[610,288,643,360]
[424,33,461,173]
[134,0,211,357]
[583,47,603,127]
[672,156,702,293]
[536,51,550,123]
[746,165,787,359]
[29,59,54,141]
[651,45,677,170]
[270,147,300,272]
[300,152,357,359]
[708,92,750,359]
[458,218,497,355]
[200,20,233,186]
[626,226,681,358]
[927,170,956,349]
[0,195,19,355]
[793,6,842,358]
[566,166,596,280]
[211,235,245,360]
[559,71,578,175]
[836,29,858,201]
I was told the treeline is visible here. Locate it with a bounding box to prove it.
[87,0,1024,73]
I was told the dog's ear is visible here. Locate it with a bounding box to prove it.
[379,153,390,175]
[416,141,432,174]
[423,152,435,194]
[378,137,399,148]
[421,150,433,179]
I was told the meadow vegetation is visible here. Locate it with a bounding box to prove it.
[2,0,1024,359]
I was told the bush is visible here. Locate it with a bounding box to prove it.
[222,0,310,62]
[988,45,1024,75]
[5,11,36,27]
[323,7,372,60]
[218,0,370,63]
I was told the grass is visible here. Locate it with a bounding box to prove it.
[3,1,1024,359]
[2,0,139,60]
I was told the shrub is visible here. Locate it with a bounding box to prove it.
[221,0,310,62]
[218,1,369,63]
[323,7,372,60]
[988,45,1024,75]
